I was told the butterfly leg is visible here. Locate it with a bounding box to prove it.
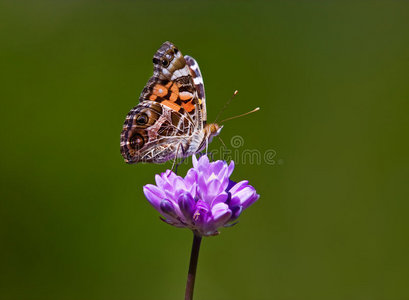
[171,143,185,174]
[208,151,215,161]
[174,157,186,175]
[205,137,209,155]
[205,138,217,161]
[171,144,181,173]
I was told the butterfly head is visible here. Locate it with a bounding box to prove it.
[205,123,223,144]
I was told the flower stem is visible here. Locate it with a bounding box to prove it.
[185,232,202,300]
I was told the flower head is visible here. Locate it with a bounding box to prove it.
[143,155,259,236]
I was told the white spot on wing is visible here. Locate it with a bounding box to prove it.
[193,77,203,85]
[171,67,189,80]
[180,91,193,98]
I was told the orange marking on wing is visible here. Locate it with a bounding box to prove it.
[149,94,158,101]
[170,92,178,101]
[153,84,168,97]
[168,84,179,101]
[171,84,179,93]
[180,91,193,101]
[182,101,195,113]
[165,81,173,88]
[162,100,181,111]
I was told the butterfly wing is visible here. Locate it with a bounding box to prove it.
[120,41,204,164]
[185,55,207,125]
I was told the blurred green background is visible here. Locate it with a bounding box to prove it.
[1,1,408,299]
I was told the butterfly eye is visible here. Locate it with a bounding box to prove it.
[162,58,169,67]
[136,113,148,125]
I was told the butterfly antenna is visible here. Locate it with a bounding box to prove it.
[218,136,227,148]
[219,107,260,124]
[218,136,228,160]
[214,90,239,123]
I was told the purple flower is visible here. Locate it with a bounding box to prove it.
[143,155,259,236]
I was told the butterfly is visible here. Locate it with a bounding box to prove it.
[120,41,222,164]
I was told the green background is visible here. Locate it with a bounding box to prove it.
[1,1,408,299]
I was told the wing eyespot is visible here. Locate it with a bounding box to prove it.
[136,113,148,125]
[129,133,145,150]
[162,58,169,67]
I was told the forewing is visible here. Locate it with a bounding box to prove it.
[139,42,203,127]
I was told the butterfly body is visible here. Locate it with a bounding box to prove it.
[120,41,222,164]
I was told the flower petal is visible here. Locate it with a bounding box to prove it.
[178,192,196,221]
[197,175,208,202]
[212,161,225,176]
[227,160,235,177]
[143,184,164,210]
[242,192,260,209]
[197,155,210,174]
[185,168,198,186]
[211,192,228,206]
[192,155,198,168]
[160,199,179,219]
[228,180,249,194]
[164,169,177,180]
[198,154,209,166]
[234,186,258,207]
[211,203,232,228]
[173,176,187,192]
[193,200,209,226]
[155,174,171,190]
[206,178,224,199]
